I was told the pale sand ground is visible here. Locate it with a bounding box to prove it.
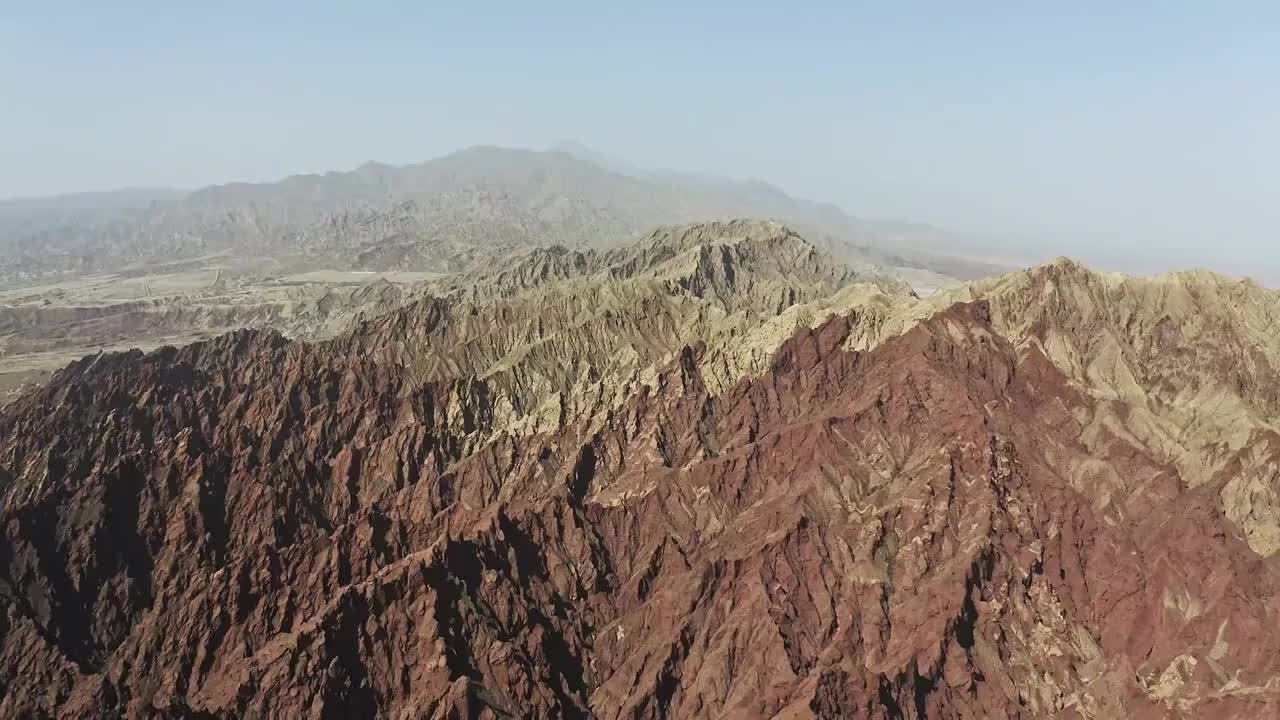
[0,258,438,405]
[275,270,442,285]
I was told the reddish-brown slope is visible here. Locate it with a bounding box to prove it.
[1,301,1278,718]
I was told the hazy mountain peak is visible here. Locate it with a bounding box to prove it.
[0,142,1013,288]
[547,140,642,176]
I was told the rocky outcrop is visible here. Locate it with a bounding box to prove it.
[335,220,905,438]
[2,229,1279,718]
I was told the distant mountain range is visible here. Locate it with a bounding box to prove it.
[0,144,1013,284]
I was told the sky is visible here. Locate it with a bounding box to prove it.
[1,2,1277,277]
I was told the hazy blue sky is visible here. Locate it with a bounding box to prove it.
[1,2,1276,275]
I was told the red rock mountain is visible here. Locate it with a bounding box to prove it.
[2,222,1278,718]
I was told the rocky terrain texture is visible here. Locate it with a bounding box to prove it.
[0,145,1006,286]
[1,221,1278,718]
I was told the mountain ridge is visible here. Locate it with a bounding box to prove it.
[2,222,1279,717]
[0,145,1011,285]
